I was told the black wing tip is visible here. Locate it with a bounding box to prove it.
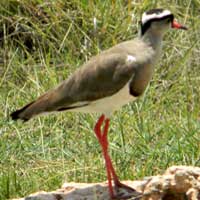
[10,101,35,122]
[10,110,19,120]
[10,110,29,122]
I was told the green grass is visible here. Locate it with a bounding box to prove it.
[0,0,200,199]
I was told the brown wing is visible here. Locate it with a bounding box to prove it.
[54,52,138,107]
[10,52,137,121]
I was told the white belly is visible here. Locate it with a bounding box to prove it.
[70,82,137,117]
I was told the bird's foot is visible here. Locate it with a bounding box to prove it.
[112,181,142,200]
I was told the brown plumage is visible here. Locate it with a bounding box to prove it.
[10,39,157,121]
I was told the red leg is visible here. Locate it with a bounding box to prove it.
[94,115,114,197]
[94,115,141,200]
[103,150,137,199]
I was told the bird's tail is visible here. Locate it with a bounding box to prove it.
[10,91,56,122]
[10,101,36,121]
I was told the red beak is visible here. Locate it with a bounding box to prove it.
[172,20,188,30]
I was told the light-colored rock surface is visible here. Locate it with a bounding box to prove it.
[12,166,200,200]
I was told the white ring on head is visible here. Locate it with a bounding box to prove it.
[142,10,171,25]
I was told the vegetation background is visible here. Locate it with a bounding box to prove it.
[0,0,199,199]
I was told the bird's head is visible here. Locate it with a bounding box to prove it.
[140,8,187,36]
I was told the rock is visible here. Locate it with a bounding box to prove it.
[12,166,200,200]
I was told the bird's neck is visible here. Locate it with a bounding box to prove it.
[141,30,163,53]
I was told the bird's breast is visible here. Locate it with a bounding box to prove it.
[129,63,154,97]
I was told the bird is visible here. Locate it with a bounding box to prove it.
[10,8,187,200]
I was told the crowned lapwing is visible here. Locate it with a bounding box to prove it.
[11,8,187,199]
